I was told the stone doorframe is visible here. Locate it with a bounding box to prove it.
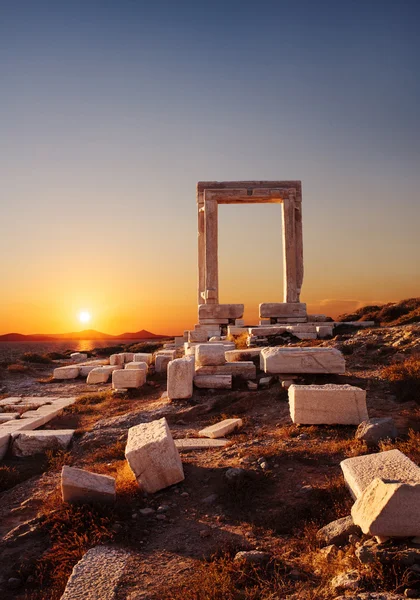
[197,181,303,305]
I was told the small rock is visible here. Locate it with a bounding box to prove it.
[355,418,398,446]
[200,529,210,538]
[331,571,360,592]
[317,515,361,547]
[156,514,167,521]
[8,578,21,590]
[201,494,218,505]
[180,492,189,497]
[404,589,419,598]
[131,513,138,519]
[233,551,271,565]
[157,505,170,513]
[139,508,155,516]
[297,433,309,440]
[225,468,247,482]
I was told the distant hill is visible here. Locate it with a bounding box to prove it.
[0,329,169,342]
[337,297,420,326]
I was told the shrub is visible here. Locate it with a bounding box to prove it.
[0,465,21,492]
[21,353,52,364]
[382,355,420,403]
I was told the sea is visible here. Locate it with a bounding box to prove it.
[0,339,150,363]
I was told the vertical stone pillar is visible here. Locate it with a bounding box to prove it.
[197,202,205,305]
[204,198,218,304]
[282,195,298,303]
[294,189,304,300]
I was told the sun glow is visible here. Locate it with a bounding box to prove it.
[78,310,91,324]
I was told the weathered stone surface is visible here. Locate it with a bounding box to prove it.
[87,366,122,384]
[61,466,116,504]
[125,361,148,372]
[331,571,360,593]
[12,430,74,457]
[196,343,226,366]
[188,329,208,343]
[61,546,129,600]
[351,477,420,537]
[316,515,361,547]
[174,438,228,451]
[0,432,11,460]
[167,357,195,400]
[225,348,261,362]
[112,368,146,390]
[198,303,244,320]
[199,418,242,438]
[155,354,172,374]
[0,397,22,406]
[234,551,272,565]
[123,352,134,363]
[109,353,125,366]
[289,384,368,425]
[125,417,184,493]
[316,325,334,338]
[227,326,247,336]
[248,326,288,336]
[259,302,307,318]
[53,366,80,380]
[340,449,420,499]
[70,352,88,361]
[195,362,257,379]
[261,347,345,374]
[194,375,232,389]
[0,413,19,422]
[133,352,153,365]
[235,319,245,326]
[355,418,398,446]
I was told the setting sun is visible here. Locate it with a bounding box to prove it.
[78,310,91,324]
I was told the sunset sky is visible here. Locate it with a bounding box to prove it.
[0,0,419,335]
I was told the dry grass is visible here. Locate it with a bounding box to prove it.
[382,354,420,402]
[22,352,53,364]
[379,428,420,463]
[7,363,27,373]
[0,465,21,492]
[226,332,248,349]
[46,449,74,471]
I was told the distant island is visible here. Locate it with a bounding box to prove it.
[0,329,170,342]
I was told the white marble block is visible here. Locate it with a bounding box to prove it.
[70,352,88,361]
[133,353,153,365]
[199,418,243,438]
[198,303,244,320]
[110,353,125,366]
[125,417,184,493]
[196,343,226,367]
[195,361,256,379]
[167,356,195,400]
[259,302,307,318]
[261,347,345,374]
[188,329,208,343]
[351,477,420,537]
[112,368,146,389]
[225,348,261,362]
[12,430,74,457]
[288,384,368,425]
[87,365,121,384]
[194,375,232,389]
[340,449,420,499]
[155,354,172,374]
[125,361,148,372]
[316,325,334,338]
[53,366,80,380]
[61,465,116,504]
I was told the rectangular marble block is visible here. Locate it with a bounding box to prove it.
[125,417,184,493]
[53,366,80,380]
[167,357,195,400]
[110,353,126,366]
[188,329,208,343]
[261,347,345,374]
[199,318,229,325]
[112,368,146,389]
[195,361,256,379]
[198,303,244,320]
[248,326,287,337]
[196,343,226,367]
[316,325,334,338]
[340,449,420,500]
[227,326,248,336]
[288,384,368,425]
[259,302,307,318]
[125,361,148,372]
[174,438,228,451]
[61,465,116,505]
[194,375,232,389]
[87,365,121,384]
[199,418,243,439]
[133,353,153,365]
[155,354,172,374]
[225,349,261,362]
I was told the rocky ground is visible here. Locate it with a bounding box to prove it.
[0,324,419,599]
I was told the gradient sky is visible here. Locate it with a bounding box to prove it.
[0,0,419,335]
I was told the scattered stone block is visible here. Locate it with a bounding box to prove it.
[340,449,420,499]
[248,326,288,337]
[317,325,334,338]
[0,413,19,422]
[196,343,226,366]
[11,430,74,457]
[194,375,232,389]
[53,365,80,380]
[289,384,368,425]
[316,515,361,547]
[234,551,272,565]
[259,302,307,318]
[133,353,153,365]
[167,356,195,400]
[155,354,172,374]
[70,352,88,361]
[78,364,103,377]
[174,336,184,347]
[125,417,184,493]
[87,365,122,384]
[199,418,242,438]
[261,347,345,374]
[0,432,10,460]
[188,329,208,343]
[307,314,329,322]
[61,546,129,600]
[355,418,398,446]
[61,466,116,505]
[247,381,258,390]
[0,397,22,406]
[112,368,146,390]
[259,376,274,388]
[174,438,228,451]
[125,361,148,372]
[195,362,256,379]
[225,348,261,362]
[209,336,222,342]
[352,477,420,537]
[123,352,134,362]
[198,303,244,320]
[227,326,247,336]
[109,353,125,366]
